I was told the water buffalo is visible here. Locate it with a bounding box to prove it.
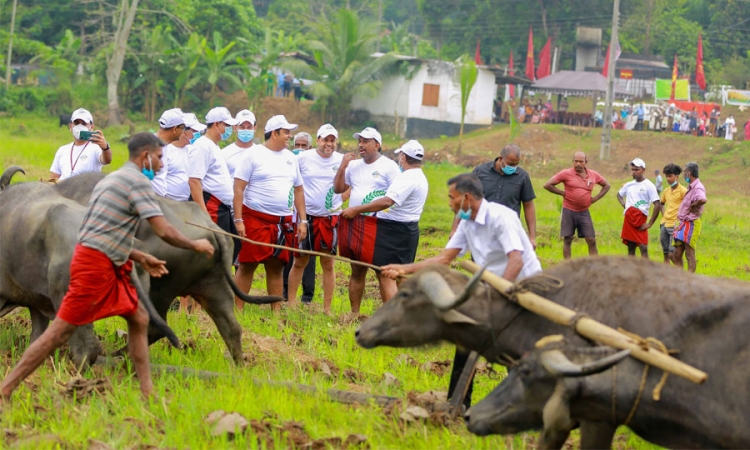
[1,169,279,365]
[468,299,750,449]
[0,174,179,365]
[355,257,749,448]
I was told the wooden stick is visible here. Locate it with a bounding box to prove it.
[185,221,383,272]
[460,260,708,384]
[449,351,479,418]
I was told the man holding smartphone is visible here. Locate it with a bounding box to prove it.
[50,108,112,180]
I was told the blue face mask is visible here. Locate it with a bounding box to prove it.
[502,164,517,175]
[237,130,254,143]
[456,197,472,221]
[142,154,155,180]
[292,149,301,155]
[684,175,691,183]
[188,130,201,145]
[220,124,233,141]
[670,181,678,187]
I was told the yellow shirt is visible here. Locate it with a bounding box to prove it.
[660,184,688,227]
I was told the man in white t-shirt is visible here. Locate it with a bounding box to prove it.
[333,127,400,313]
[382,172,541,410]
[150,108,186,196]
[188,106,239,258]
[287,124,348,314]
[222,109,257,177]
[617,158,661,258]
[341,139,429,307]
[50,108,113,180]
[152,113,206,202]
[233,115,308,313]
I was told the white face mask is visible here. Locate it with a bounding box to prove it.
[72,124,89,140]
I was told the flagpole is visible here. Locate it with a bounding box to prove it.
[600,0,620,160]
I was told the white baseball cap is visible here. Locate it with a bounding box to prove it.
[317,123,338,139]
[353,127,382,144]
[235,109,257,126]
[205,107,238,125]
[158,108,185,128]
[183,113,206,132]
[70,108,94,124]
[630,158,646,169]
[264,115,298,133]
[395,140,425,161]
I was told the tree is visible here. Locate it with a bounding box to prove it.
[195,31,244,107]
[456,55,477,156]
[105,0,140,125]
[134,25,171,122]
[170,33,205,109]
[286,8,397,125]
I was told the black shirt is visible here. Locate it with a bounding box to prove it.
[472,158,536,216]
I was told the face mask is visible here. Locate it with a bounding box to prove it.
[188,131,201,145]
[456,197,472,221]
[72,124,89,140]
[237,130,254,143]
[398,156,404,172]
[292,149,301,155]
[670,181,678,187]
[142,153,155,180]
[684,175,691,183]
[220,124,233,141]
[502,164,517,175]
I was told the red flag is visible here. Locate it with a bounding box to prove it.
[525,27,535,81]
[670,53,678,101]
[695,34,706,90]
[508,50,515,98]
[475,39,482,65]
[601,37,621,78]
[536,38,552,79]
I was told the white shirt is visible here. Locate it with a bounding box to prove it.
[50,142,104,180]
[163,143,191,201]
[187,135,234,206]
[378,168,429,223]
[150,142,169,197]
[344,156,400,214]
[447,200,542,280]
[297,149,344,216]
[234,144,302,216]
[618,179,659,215]
[221,143,249,178]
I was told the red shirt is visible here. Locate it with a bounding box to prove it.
[550,167,605,212]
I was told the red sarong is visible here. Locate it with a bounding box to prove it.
[57,244,139,326]
[338,215,378,264]
[621,207,648,246]
[237,206,294,264]
[294,215,339,256]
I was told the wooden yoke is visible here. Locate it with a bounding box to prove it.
[460,260,708,385]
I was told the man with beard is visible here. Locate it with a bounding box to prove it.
[543,151,610,259]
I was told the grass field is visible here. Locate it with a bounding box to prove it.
[1,114,749,449]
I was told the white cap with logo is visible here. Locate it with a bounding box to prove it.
[205,107,238,125]
[235,109,257,126]
[264,115,298,133]
[353,127,382,144]
[630,158,646,169]
[317,123,338,139]
[158,108,185,128]
[183,113,207,132]
[70,108,94,124]
[394,140,425,161]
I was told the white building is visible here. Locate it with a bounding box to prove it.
[351,57,498,139]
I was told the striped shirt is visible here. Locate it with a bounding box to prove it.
[78,161,163,265]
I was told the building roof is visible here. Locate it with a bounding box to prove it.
[531,70,629,97]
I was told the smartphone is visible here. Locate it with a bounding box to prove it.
[79,130,99,141]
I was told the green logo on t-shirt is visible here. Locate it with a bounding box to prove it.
[325,187,335,211]
[361,190,385,216]
[288,187,294,210]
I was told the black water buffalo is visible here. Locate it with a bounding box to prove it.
[355,257,750,448]
[0,169,279,365]
[468,299,750,449]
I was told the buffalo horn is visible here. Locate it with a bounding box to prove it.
[541,348,631,377]
[0,166,25,190]
[447,263,489,310]
[419,272,459,310]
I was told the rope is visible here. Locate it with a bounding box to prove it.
[185,221,384,273]
[503,274,564,303]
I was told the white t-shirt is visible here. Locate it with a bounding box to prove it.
[150,142,169,197]
[297,149,344,217]
[618,179,659,215]
[221,143,250,178]
[234,145,303,216]
[187,135,234,206]
[50,142,104,180]
[378,168,429,223]
[446,200,542,280]
[344,156,400,213]
[164,143,191,201]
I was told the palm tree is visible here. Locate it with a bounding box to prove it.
[195,32,244,107]
[285,8,397,125]
[171,33,205,109]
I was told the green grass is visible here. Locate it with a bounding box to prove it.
[2,114,749,448]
